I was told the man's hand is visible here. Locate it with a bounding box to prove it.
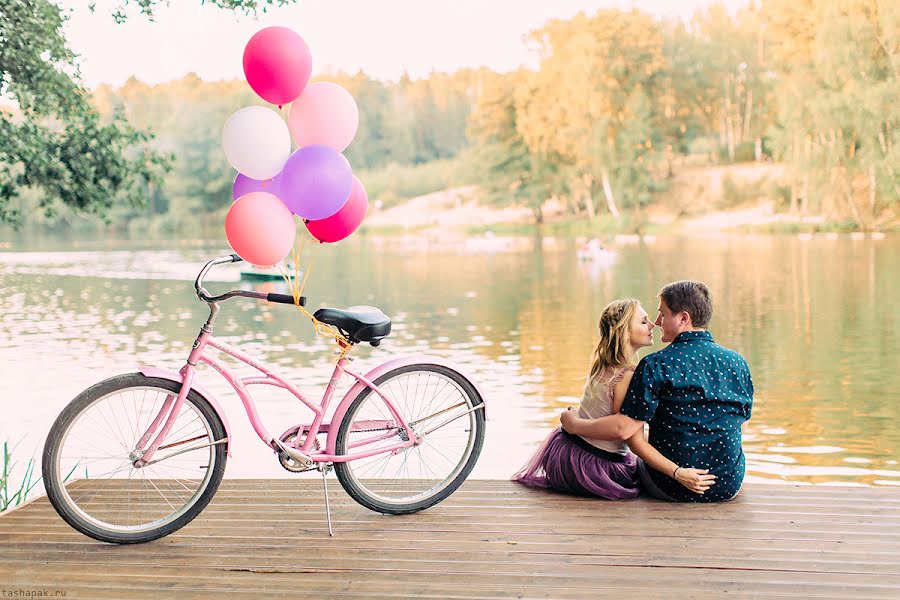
[559,407,578,434]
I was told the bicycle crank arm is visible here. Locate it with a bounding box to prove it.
[273,438,314,467]
[137,438,229,467]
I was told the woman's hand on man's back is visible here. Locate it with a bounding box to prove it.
[674,467,716,495]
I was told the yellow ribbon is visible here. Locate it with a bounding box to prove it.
[276,230,350,350]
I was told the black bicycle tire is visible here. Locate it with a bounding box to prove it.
[42,373,228,544]
[333,364,485,515]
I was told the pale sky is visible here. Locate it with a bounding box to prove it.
[60,0,750,89]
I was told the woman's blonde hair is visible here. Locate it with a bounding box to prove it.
[589,298,641,382]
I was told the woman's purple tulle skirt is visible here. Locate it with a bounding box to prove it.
[512,428,640,500]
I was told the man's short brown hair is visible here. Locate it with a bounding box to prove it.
[659,280,713,328]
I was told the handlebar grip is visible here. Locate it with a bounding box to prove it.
[266,293,306,306]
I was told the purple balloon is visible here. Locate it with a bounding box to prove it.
[279,145,353,220]
[232,173,282,201]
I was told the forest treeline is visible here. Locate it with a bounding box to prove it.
[3,0,896,233]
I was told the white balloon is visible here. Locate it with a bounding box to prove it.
[222,106,291,181]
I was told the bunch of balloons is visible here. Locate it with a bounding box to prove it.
[222,26,369,266]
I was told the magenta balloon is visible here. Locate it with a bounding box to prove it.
[279,146,353,220]
[243,27,312,106]
[232,173,282,201]
[306,176,368,243]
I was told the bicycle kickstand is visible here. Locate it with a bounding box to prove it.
[319,464,334,537]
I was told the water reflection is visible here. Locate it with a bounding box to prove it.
[0,233,897,486]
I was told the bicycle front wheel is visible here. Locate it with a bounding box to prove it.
[42,373,227,544]
[334,364,485,515]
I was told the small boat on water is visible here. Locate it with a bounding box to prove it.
[239,265,301,282]
[577,239,617,262]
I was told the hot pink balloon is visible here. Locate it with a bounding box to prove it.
[225,192,296,266]
[305,176,368,243]
[288,82,359,151]
[232,173,282,201]
[243,27,312,106]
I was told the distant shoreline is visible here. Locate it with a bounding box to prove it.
[363,163,898,237]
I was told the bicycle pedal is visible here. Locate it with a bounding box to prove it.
[274,439,314,468]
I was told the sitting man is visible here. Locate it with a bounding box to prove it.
[561,280,753,502]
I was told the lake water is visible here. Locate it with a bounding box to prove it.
[1,232,898,491]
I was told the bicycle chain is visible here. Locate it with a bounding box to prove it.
[277,426,408,472]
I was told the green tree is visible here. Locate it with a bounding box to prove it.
[763,0,898,223]
[0,0,297,227]
[468,70,564,223]
[518,10,667,218]
[691,3,774,162]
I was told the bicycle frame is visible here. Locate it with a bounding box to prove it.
[130,254,486,471]
[134,328,421,467]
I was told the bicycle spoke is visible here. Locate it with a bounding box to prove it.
[84,408,130,453]
[144,477,177,512]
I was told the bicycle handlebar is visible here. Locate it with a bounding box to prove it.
[195,255,306,306]
[266,293,305,305]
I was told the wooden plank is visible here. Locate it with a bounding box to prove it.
[2,521,896,546]
[5,536,900,560]
[0,578,850,600]
[3,516,899,544]
[2,544,898,576]
[3,530,900,555]
[2,563,898,597]
[9,492,897,514]
[7,507,897,528]
[86,479,894,503]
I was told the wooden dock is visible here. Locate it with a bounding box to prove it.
[1,480,899,599]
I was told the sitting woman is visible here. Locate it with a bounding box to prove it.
[512,298,713,499]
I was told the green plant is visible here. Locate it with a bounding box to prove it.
[1,440,42,512]
[720,174,764,208]
[0,439,82,512]
[768,182,793,211]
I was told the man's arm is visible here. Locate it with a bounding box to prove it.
[560,410,643,441]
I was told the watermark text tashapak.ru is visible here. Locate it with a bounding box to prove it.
[2,590,67,598]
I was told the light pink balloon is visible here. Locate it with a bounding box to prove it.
[288,82,359,152]
[225,192,296,266]
[305,176,368,243]
[243,27,312,106]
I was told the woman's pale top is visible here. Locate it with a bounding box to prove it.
[577,365,636,455]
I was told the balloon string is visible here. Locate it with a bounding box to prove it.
[275,237,314,309]
[292,245,301,302]
[276,262,293,298]
[297,255,314,299]
[291,239,303,302]
[280,103,290,128]
[276,243,299,303]
[275,238,343,344]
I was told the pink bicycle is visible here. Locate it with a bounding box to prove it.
[42,254,486,544]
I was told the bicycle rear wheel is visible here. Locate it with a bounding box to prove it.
[42,373,227,544]
[334,364,485,515]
